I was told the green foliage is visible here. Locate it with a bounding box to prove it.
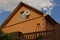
[1,34,12,40]
[0,27,3,36]
[0,27,19,40]
[0,27,4,40]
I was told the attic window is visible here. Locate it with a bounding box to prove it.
[20,10,30,20]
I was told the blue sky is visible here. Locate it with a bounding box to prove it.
[51,0,60,23]
[0,0,60,25]
[0,11,11,25]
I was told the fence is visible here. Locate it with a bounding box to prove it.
[23,30,55,40]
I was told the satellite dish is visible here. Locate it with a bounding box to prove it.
[20,10,30,20]
[24,10,30,15]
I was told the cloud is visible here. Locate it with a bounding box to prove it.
[0,0,55,15]
[22,0,55,15]
[0,0,20,11]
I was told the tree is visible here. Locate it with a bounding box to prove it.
[0,27,20,40]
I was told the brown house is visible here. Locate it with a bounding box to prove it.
[55,24,60,40]
[1,2,58,40]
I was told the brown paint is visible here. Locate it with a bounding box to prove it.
[2,17,46,33]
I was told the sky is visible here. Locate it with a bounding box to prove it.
[0,0,60,25]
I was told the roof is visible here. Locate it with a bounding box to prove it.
[1,2,58,28]
[45,15,58,25]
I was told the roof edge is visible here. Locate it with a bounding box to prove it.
[1,2,58,28]
[45,15,58,25]
[1,2,43,27]
[1,2,23,27]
